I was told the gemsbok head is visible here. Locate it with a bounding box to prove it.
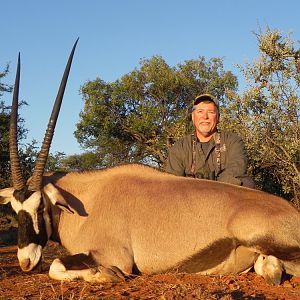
[0,40,78,272]
[1,40,300,285]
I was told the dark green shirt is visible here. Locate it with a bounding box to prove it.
[165,131,248,185]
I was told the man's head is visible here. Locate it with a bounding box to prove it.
[193,93,219,112]
[192,94,219,142]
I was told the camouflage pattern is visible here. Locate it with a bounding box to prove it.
[166,130,249,186]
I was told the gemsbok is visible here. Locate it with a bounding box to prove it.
[1,41,300,285]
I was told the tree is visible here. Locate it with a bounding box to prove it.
[0,64,65,190]
[61,152,102,171]
[0,101,10,188]
[0,64,11,96]
[220,28,300,206]
[0,99,32,188]
[75,56,238,168]
[0,63,30,188]
[45,151,67,172]
[0,65,14,188]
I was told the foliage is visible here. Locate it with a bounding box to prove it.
[0,64,66,190]
[0,64,12,96]
[0,65,14,188]
[17,140,67,176]
[75,56,238,168]
[46,151,67,172]
[3,29,299,207]
[0,101,11,188]
[60,152,103,171]
[221,28,300,206]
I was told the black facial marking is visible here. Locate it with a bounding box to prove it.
[17,209,48,249]
[13,187,34,203]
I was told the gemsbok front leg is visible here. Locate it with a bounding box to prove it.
[2,39,300,287]
[48,252,129,283]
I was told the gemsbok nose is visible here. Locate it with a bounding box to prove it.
[20,258,31,271]
[3,39,79,273]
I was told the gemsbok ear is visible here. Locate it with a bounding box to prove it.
[0,188,14,204]
[43,183,74,214]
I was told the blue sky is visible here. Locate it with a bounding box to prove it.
[1,0,300,155]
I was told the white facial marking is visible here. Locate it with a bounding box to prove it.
[0,188,14,204]
[17,243,42,271]
[10,191,42,235]
[44,183,61,205]
[10,198,23,214]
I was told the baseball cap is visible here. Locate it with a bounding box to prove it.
[193,93,219,108]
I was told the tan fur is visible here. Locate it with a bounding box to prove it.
[2,163,300,284]
[42,165,300,281]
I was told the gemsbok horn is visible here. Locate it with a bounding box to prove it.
[1,40,300,285]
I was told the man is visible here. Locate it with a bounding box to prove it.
[166,94,254,187]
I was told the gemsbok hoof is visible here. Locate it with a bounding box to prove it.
[1,39,300,285]
[254,255,283,285]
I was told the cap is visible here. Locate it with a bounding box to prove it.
[193,93,219,108]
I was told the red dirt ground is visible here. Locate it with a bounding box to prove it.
[1,216,300,299]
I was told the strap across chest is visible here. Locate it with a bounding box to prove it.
[191,132,221,177]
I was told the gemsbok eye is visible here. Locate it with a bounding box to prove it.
[1,39,300,290]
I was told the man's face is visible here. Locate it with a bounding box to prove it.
[192,101,218,141]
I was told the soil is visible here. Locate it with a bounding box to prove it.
[1,216,300,299]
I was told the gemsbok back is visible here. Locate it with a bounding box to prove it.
[1,41,300,285]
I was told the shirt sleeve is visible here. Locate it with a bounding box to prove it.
[165,142,186,176]
[217,133,248,185]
